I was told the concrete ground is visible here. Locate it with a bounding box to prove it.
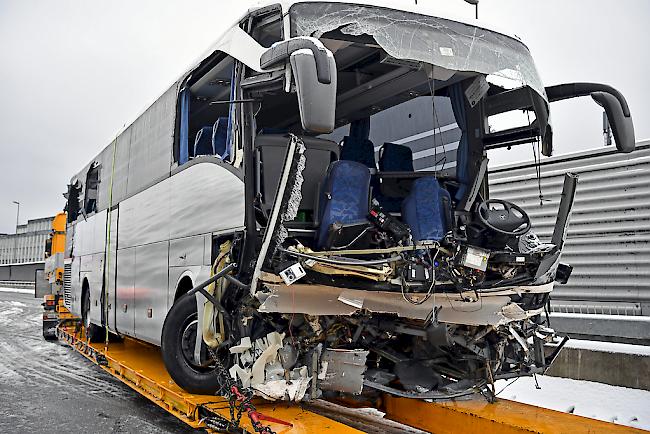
[0,290,195,434]
[0,290,422,434]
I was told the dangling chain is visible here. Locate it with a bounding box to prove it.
[207,347,276,434]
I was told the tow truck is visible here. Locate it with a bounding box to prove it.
[38,212,74,339]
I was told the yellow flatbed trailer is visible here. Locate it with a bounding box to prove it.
[56,324,645,434]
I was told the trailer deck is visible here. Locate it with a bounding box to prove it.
[56,324,645,434]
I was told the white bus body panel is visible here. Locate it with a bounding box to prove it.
[112,162,244,343]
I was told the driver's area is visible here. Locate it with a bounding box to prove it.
[247,23,552,294]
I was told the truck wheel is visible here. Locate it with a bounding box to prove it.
[43,321,58,340]
[161,294,223,394]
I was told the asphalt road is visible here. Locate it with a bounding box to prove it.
[0,290,196,434]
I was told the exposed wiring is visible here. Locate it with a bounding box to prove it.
[426,65,447,171]
[330,226,372,250]
[280,247,401,266]
[526,107,546,206]
[401,249,439,305]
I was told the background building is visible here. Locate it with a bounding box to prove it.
[0,216,54,287]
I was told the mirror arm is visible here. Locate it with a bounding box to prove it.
[545,83,630,117]
[260,37,331,84]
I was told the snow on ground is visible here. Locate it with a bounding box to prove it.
[495,375,650,430]
[0,301,24,326]
[0,300,27,307]
[564,338,650,356]
[0,286,35,295]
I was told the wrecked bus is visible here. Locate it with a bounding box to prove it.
[63,1,636,402]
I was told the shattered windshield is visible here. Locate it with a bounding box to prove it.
[289,2,547,100]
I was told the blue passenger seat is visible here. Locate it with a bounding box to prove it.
[317,160,371,249]
[194,126,214,157]
[402,177,451,242]
[212,117,229,159]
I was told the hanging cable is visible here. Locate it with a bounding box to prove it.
[102,135,118,350]
[526,104,546,206]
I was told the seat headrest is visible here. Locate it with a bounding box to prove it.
[194,126,214,157]
[212,117,229,159]
[327,159,371,182]
[340,135,376,169]
[379,143,413,172]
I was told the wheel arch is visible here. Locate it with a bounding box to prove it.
[174,271,195,303]
[81,276,90,305]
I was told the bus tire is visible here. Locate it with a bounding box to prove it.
[161,293,222,394]
[81,286,105,343]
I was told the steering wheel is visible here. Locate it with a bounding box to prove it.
[477,199,531,236]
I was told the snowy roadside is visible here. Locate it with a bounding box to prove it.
[564,338,650,357]
[0,286,35,295]
[495,375,650,430]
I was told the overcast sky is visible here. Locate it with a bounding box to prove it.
[1,0,648,234]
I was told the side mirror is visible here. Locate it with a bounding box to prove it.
[591,92,635,153]
[545,83,635,153]
[290,49,337,134]
[261,37,337,134]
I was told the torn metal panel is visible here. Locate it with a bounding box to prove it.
[319,349,369,395]
[197,26,268,73]
[251,342,283,385]
[229,364,252,388]
[250,136,306,294]
[258,283,551,325]
[229,336,252,353]
[253,378,312,401]
[534,172,579,284]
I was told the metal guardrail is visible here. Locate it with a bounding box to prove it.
[0,280,34,290]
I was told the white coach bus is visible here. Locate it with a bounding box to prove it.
[63,1,635,398]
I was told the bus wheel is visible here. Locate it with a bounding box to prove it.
[81,286,104,343]
[161,294,223,394]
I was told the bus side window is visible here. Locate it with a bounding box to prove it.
[84,162,100,215]
[248,6,283,48]
[65,181,82,223]
[177,54,235,166]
